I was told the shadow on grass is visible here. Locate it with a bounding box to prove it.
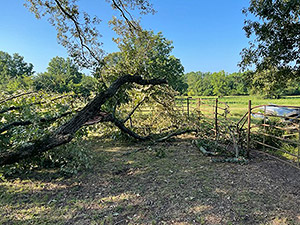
[1,138,300,224]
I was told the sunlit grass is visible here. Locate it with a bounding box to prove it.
[180,94,299,111]
[0,139,300,224]
[175,95,300,124]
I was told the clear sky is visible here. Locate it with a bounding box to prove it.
[0,0,250,74]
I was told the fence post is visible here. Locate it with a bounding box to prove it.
[180,99,183,113]
[263,105,266,151]
[247,100,252,158]
[187,97,190,117]
[298,123,300,167]
[198,98,202,131]
[215,98,218,140]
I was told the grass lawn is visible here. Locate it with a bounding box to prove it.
[176,95,300,122]
[1,136,300,224]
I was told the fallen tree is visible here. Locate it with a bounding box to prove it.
[0,1,191,168]
[0,75,166,166]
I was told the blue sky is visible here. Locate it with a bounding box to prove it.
[0,0,250,74]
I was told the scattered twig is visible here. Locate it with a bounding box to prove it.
[252,149,300,170]
[192,140,218,156]
[156,129,197,142]
[211,157,249,164]
[122,147,149,156]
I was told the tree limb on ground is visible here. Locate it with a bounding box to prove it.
[121,129,199,156]
[0,75,166,166]
[108,113,151,141]
[156,129,198,142]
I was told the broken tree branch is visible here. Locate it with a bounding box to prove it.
[0,91,35,105]
[0,75,166,166]
[107,113,151,141]
[0,111,76,134]
[156,129,198,142]
[123,96,148,123]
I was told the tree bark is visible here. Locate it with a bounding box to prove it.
[107,114,151,141]
[0,75,166,166]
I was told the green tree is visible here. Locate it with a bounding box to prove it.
[284,78,300,95]
[248,69,288,98]
[34,56,97,96]
[240,0,300,79]
[76,75,98,98]
[194,72,214,96]
[183,71,251,97]
[200,74,214,96]
[211,71,228,97]
[0,51,34,78]
[184,71,204,96]
[97,29,187,94]
[226,72,249,95]
[0,51,34,92]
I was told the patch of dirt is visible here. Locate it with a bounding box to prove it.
[1,138,300,225]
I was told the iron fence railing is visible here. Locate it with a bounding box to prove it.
[237,100,300,168]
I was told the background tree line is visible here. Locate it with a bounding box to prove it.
[3,49,300,100]
[0,51,98,98]
[184,70,300,98]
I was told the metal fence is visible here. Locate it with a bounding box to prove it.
[177,97,300,167]
[237,100,300,168]
[175,97,241,156]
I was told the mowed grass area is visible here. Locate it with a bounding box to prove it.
[1,137,300,225]
[176,95,300,121]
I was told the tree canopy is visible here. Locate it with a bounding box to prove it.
[0,51,34,78]
[33,56,97,97]
[34,57,82,92]
[0,0,189,167]
[240,0,300,79]
[183,69,300,98]
[0,51,34,92]
[97,28,187,94]
[25,0,155,70]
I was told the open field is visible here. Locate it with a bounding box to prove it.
[176,95,300,121]
[1,136,300,225]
